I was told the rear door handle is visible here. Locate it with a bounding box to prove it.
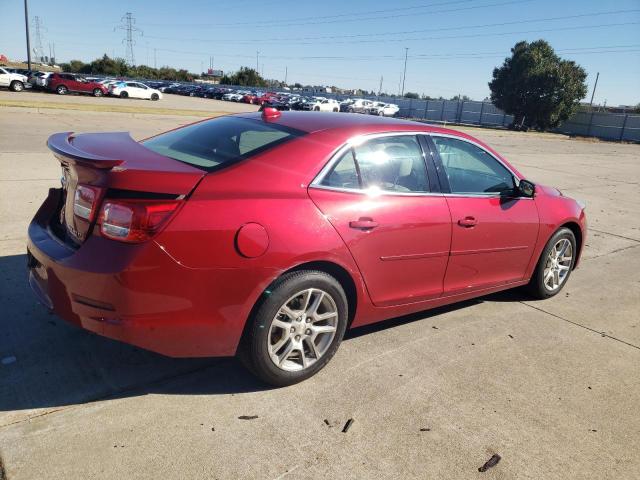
[458,216,478,227]
[349,217,379,230]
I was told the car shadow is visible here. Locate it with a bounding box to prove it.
[0,252,518,414]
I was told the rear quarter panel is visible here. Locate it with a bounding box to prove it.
[153,134,372,354]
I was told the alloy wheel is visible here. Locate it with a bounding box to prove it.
[543,238,573,291]
[268,288,338,372]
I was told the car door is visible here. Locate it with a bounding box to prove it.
[135,83,150,98]
[67,75,83,92]
[0,68,9,86]
[427,134,539,294]
[308,134,451,307]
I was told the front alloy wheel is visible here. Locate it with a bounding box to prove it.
[240,270,348,386]
[543,238,573,292]
[527,227,577,299]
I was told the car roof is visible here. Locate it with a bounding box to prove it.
[236,111,453,135]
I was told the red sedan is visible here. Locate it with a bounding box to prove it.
[27,110,586,386]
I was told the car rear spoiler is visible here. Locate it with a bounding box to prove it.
[47,132,125,169]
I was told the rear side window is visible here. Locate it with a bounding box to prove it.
[142,116,304,170]
[320,135,429,193]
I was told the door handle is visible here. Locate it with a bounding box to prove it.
[457,216,478,227]
[349,217,379,230]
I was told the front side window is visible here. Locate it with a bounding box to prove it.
[320,136,429,193]
[432,136,515,194]
[142,116,304,170]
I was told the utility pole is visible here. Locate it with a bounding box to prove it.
[256,51,259,72]
[115,12,143,66]
[23,0,32,70]
[154,48,157,69]
[401,47,409,97]
[284,66,288,85]
[589,72,600,110]
[378,75,383,96]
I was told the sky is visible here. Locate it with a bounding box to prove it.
[1,0,639,105]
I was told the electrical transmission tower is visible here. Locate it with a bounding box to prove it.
[115,12,143,66]
[32,16,46,62]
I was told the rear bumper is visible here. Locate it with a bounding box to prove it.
[26,188,258,358]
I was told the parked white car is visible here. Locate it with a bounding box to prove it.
[0,67,28,91]
[223,91,246,102]
[368,102,400,117]
[310,98,340,112]
[28,71,52,89]
[109,81,162,100]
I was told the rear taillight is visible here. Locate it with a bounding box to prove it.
[73,185,101,221]
[98,200,182,243]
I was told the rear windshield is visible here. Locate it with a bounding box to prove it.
[142,116,304,171]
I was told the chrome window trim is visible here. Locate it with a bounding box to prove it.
[310,131,437,197]
[310,130,532,199]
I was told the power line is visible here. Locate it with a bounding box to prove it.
[139,0,533,29]
[178,8,639,44]
[143,20,640,47]
[115,12,143,66]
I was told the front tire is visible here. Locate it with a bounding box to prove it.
[10,80,24,92]
[93,88,103,97]
[120,91,128,99]
[151,93,159,101]
[240,271,348,387]
[527,227,577,299]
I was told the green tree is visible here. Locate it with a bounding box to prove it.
[221,67,266,87]
[489,40,587,129]
[403,92,419,99]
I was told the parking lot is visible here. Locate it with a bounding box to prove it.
[1,92,639,479]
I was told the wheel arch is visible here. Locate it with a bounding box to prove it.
[238,260,359,354]
[560,221,583,269]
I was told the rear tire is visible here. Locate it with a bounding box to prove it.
[10,80,24,92]
[526,227,577,299]
[93,88,103,97]
[314,106,320,111]
[120,91,128,99]
[56,85,68,95]
[239,270,348,387]
[151,93,159,101]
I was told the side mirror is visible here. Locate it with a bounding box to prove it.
[518,179,536,198]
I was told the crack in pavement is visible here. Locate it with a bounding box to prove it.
[589,243,640,260]
[589,229,640,244]
[519,301,640,351]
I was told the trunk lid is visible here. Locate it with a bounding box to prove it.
[48,131,206,244]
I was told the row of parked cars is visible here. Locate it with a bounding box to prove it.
[0,70,165,101]
[185,87,400,116]
[1,68,401,116]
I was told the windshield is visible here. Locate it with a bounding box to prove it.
[142,116,304,171]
